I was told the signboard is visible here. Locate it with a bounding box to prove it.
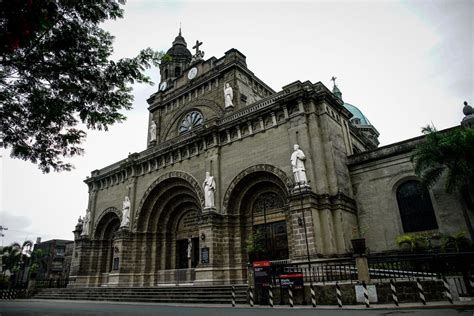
[201,247,209,264]
[113,257,119,270]
[253,261,271,287]
[253,261,271,268]
[279,273,304,289]
[355,285,378,303]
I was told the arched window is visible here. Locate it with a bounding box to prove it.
[178,111,203,134]
[396,180,438,232]
[164,69,169,79]
[175,66,181,77]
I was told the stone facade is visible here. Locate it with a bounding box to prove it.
[69,32,472,287]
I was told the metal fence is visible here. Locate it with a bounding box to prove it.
[268,258,357,285]
[367,252,474,282]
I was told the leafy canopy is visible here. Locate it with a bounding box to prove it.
[1,0,163,172]
[411,126,474,193]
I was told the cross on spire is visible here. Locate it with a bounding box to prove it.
[193,40,203,55]
[331,76,337,86]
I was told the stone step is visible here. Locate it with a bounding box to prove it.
[33,285,249,304]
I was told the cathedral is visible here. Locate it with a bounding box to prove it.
[69,31,471,287]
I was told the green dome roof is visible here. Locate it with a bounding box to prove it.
[343,102,372,126]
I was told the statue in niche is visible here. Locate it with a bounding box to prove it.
[149,120,157,142]
[187,238,192,259]
[121,196,131,228]
[203,171,216,209]
[290,144,308,187]
[223,83,234,108]
[81,210,90,237]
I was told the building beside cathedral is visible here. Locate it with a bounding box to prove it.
[69,31,472,287]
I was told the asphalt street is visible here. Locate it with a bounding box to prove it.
[0,300,474,316]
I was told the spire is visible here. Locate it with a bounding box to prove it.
[172,26,187,47]
[331,76,342,100]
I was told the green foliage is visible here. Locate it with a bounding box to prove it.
[396,233,429,252]
[411,126,474,193]
[28,249,47,276]
[246,229,266,255]
[440,231,472,253]
[1,240,33,274]
[1,0,164,172]
[411,125,474,240]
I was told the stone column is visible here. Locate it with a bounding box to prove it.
[195,211,225,285]
[355,255,370,283]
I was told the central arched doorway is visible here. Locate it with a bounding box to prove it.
[226,166,291,265]
[251,192,289,260]
[135,174,203,284]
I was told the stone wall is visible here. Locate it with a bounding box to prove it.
[348,137,470,252]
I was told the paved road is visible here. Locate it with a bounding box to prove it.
[0,300,473,316]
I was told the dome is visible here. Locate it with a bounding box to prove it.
[166,32,192,60]
[343,102,372,126]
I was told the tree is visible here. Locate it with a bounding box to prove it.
[1,241,33,277]
[1,0,163,172]
[411,125,474,240]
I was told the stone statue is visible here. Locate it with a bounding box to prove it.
[121,196,131,228]
[76,215,83,231]
[187,238,192,259]
[81,210,90,237]
[290,144,308,186]
[149,120,156,142]
[223,83,234,108]
[203,171,216,209]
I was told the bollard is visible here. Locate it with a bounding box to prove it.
[248,286,254,307]
[336,282,342,308]
[231,285,236,307]
[268,285,274,307]
[362,281,370,308]
[310,284,316,308]
[390,279,399,306]
[416,278,426,305]
[288,285,294,308]
[442,277,453,304]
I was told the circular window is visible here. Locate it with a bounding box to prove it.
[179,111,203,134]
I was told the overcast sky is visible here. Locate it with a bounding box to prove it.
[1,0,472,246]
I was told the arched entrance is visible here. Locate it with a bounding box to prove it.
[135,174,202,283]
[93,209,120,282]
[226,166,291,265]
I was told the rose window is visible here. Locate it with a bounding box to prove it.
[178,111,203,134]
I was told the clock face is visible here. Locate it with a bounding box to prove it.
[187,67,198,80]
[159,81,167,91]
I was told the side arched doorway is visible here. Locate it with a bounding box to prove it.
[135,175,203,284]
[93,209,120,285]
[226,167,291,269]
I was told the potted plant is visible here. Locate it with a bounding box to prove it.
[351,226,367,254]
[396,233,428,253]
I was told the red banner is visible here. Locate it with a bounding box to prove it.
[253,260,271,268]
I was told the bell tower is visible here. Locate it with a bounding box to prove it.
[159,28,192,84]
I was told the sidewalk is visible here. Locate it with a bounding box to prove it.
[21,298,474,310]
